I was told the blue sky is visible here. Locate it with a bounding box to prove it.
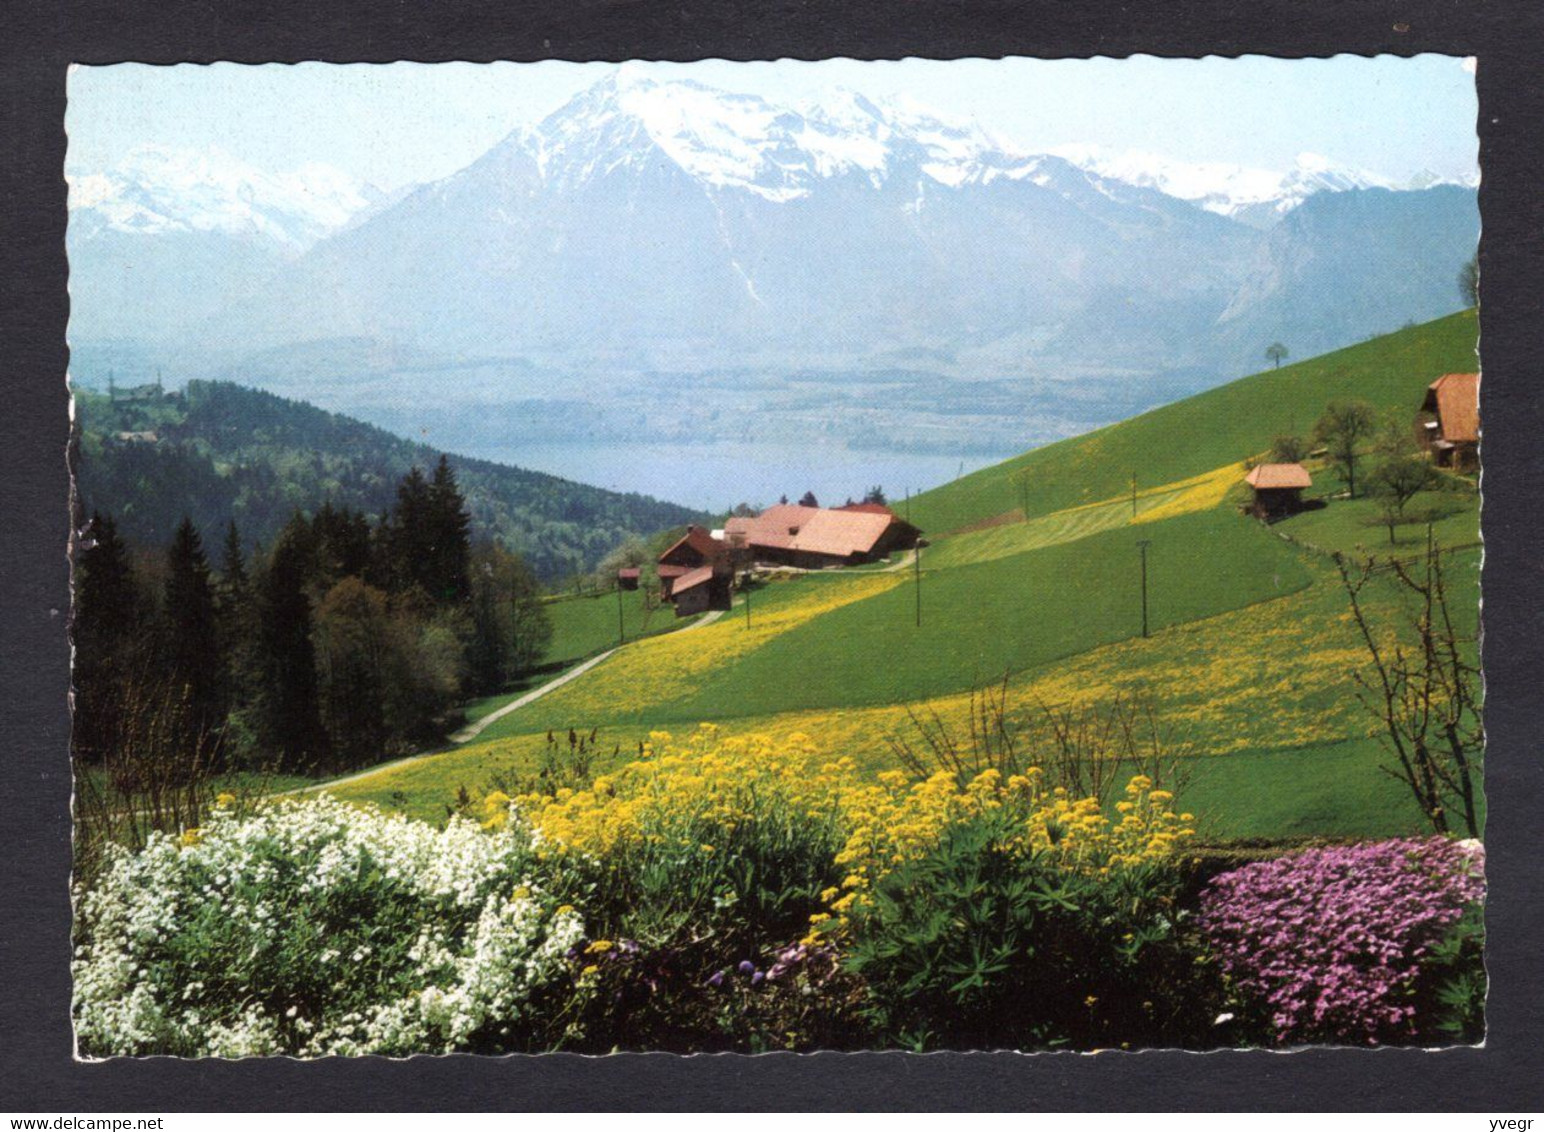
[67,55,1479,192]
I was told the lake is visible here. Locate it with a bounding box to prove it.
[459,438,1009,513]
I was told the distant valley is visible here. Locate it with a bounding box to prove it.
[67,71,1479,480]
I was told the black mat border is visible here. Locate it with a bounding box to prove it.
[3,0,1542,1112]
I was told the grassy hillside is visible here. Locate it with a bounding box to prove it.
[74,379,709,579]
[322,312,1481,842]
[909,309,1479,535]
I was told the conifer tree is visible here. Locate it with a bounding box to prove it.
[388,465,433,597]
[73,511,141,761]
[428,456,472,607]
[220,519,248,600]
[365,509,395,593]
[217,519,261,755]
[161,516,224,742]
[254,517,325,769]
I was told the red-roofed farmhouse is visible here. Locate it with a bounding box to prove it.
[1417,372,1480,471]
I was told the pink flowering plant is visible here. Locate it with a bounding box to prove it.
[1197,836,1485,1045]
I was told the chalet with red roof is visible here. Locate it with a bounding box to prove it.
[656,525,732,616]
[1417,372,1480,472]
[724,502,920,570]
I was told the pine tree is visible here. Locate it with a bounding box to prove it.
[217,519,261,758]
[221,519,248,600]
[161,516,225,744]
[312,502,373,587]
[76,512,138,659]
[365,509,395,593]
[73,511,141,761]
[428,456,472,606]
[388,465,433,598]
[254,517,326,769]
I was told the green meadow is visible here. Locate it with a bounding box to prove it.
[326,312,1482,842]
[909,309,1479,534]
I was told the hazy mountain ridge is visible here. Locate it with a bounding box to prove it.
[74,379,709,580]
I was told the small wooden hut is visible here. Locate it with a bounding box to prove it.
[1245,463,1312,520]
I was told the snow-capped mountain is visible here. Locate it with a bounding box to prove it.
[191,69,1257,363]
[66,146,409,341]
[68,70,1478,411]
[483,68,1184,204]
[1049,145,1476,228]
[68,144,395,251]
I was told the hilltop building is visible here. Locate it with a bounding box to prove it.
[724,502,920,569]
[670,565,733,618]
[1245,463,1313,520]
[1417,372,1480,472]
[657,526,727,599]
[653,525,733,616]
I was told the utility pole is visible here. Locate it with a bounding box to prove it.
[914,539,922,627]
[1137,539,1152,639]
[904,486,911,524]
[1131,472,1138,520]
[744,574,752,630]
[617,581,626,646]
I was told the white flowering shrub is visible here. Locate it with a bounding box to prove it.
[73,795,586,1057]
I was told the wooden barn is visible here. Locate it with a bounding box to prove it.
[1245,463,1313,520]
[669,564,732,618]
[1416,372,1480,472]
[657,525,726,599]
[616,567,641,591]
[723,503,920,569]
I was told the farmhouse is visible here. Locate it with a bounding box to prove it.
[655,525,733,615]
[1245,463,1312,520]
[656,525,725,598]
[724,502,920,569]
[670,564,733,618]
[1417,372,1480,471]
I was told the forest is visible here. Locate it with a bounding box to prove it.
[74,456,552,780]
[73,379,708,582]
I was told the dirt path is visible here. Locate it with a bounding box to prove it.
[881,548,917,573]
[677,607,726,631]
[448,647,622,745]
[282,648,623,794]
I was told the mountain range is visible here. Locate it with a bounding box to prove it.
[66,68,1480,463]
